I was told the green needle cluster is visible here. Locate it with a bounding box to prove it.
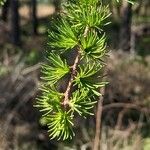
[35,0,111,140]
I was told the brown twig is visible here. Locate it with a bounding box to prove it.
[93,88,105,150]
[102,102,150,114]
[62,26,89,106]
[62,50,80,106]
[115,108,128,130]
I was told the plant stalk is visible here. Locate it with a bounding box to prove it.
[93,87,105,150]
[62,26,89,106]
[63,50,80,106]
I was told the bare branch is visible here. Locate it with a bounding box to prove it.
[93,88,105,150]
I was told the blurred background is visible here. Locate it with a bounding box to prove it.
[0,0,150,149]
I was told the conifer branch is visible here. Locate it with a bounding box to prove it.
[35,0,119,140]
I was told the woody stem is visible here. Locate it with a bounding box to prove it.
[62,26,89,106]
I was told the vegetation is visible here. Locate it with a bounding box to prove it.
[35,0,137,141]
[35,0,110,140]
[0,0,149,149]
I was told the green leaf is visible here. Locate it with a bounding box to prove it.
[69,89,97,116]
[64,1,111,29]
[41,53,70,85]
[35,85,63,116]
[80,30,107,60]
[74,62,108,96]
[47,111,74,140]
[48,18,78,51]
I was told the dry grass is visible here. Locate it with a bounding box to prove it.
[0,51,149,149]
